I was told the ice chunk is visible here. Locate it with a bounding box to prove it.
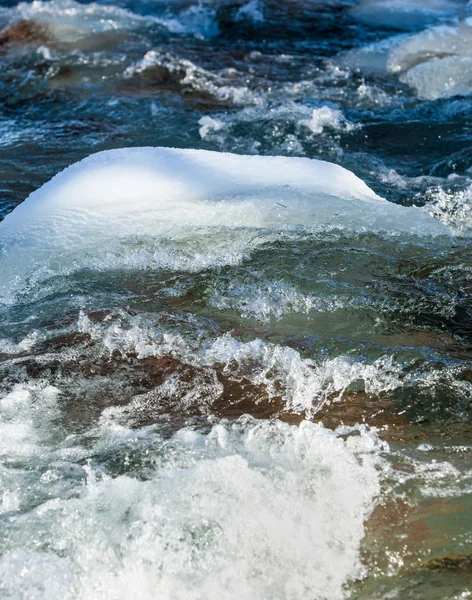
[387,20,472,98]
[0,147,449,303]
[235,0,265,24]
[345,18,472,99]
[400,53,472,99]
[0,146,437,230]
[1,146,450,245]
[387,20,472,73]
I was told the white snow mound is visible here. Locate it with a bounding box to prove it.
[1,146,445,237]
[0,147,449,302]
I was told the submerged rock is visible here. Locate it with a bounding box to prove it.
[0,19,49,48]
[426,553,472,571]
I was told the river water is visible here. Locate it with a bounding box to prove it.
[1,1,472,598]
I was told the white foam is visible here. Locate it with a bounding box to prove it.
[198,102,353,152]
[208,277,363,322]
[425,181,472,233]
[0,331,39,355]
[301,105,355,135]
[0,330,388,599]
[78,312,403,415]
[208,278,325,321]
[125,51,256,105]
[198,115,225,139]
[0,383,60,460]
[0,147,449,303]
[0,417,384,600]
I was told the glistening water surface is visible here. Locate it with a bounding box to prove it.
[2,1,472,598]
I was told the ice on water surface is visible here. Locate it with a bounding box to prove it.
[346,13,472,100]
[1,1,472,599]
[0,146,450,302]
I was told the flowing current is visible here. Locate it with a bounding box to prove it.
[2,1,472,599]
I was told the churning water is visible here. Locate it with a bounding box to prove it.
[2,1,472,598]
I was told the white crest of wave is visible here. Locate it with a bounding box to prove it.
[0,0,222,42]
[77,311,403,415]
[198,102,354,153]
[0,400,385,600]
[124,50,256,106]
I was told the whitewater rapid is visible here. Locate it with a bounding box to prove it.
[2,2,472,599]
